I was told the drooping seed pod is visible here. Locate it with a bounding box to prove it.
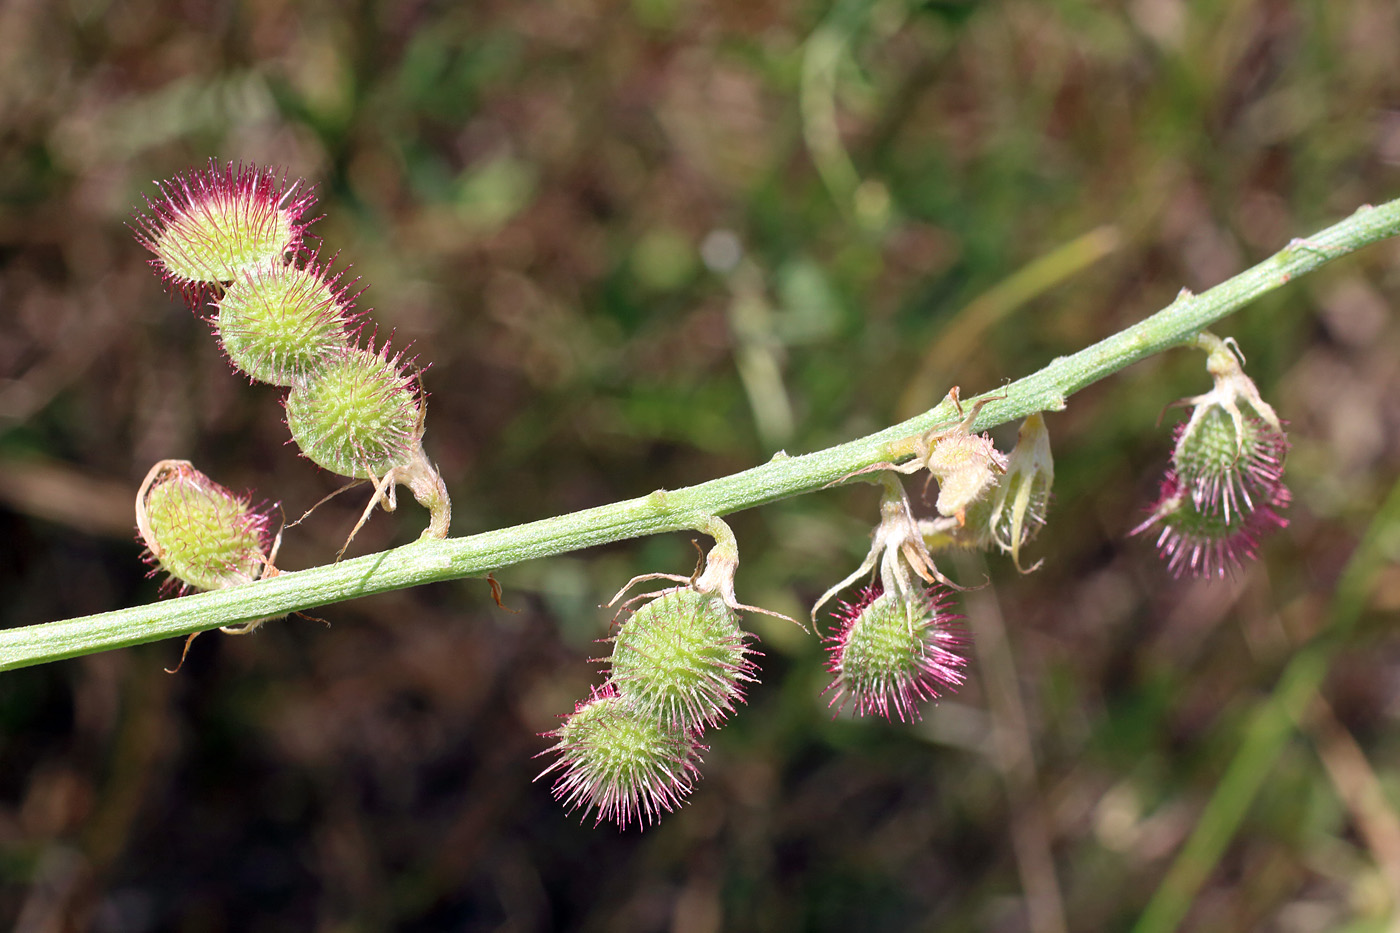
[811,472,959,625]
[1131,470,1290,578]
[1168,332,1288,520]
[609,588,757,732]
[537,684,706,829]
[215,257,359,386]
[824,583,966,722]
[133,160,316,307]
[921,413,1055,568]
[135,459,274,594]
[1171,407,1287,524]
[284,341,422,481]
[1133,332,1291,577]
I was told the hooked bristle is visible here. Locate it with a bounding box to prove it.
[215,252,362,386]
[132,159,317,309]
[535,686,706,830]
[137,460,274,595]
[284,338,422,480]
[608,588,758,732]
[824,584,967,722]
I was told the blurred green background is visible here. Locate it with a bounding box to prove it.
[2,0,1400,930]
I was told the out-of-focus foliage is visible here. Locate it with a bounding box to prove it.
[2,0,1400,929]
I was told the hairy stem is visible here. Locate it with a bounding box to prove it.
[4,200,1399,671]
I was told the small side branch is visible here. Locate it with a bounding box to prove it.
[4,197,1400,671]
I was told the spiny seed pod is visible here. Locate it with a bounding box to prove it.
[824,584,966,723]
[609,588,757,732]
[136,459,274,593]
[1131,470,1290,578]
[537,685,705,830]
[216,257,359,386]
[1172,408,1287,524]
[134,160,315,307]
[285,342,421,480]
[1133,331,1290,577]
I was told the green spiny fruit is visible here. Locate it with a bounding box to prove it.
[216,258,358,386]
[825,585,966,722]
[284,343,422,480]
[133,160,315,307]
[136,460,273,593]
[609,588,756,731]
[537,685,705,829]
[1171,407,1287,523]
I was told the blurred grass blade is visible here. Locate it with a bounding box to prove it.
[1133,474,1400,933]
[800,0,876,221]
[899,225,1122,419]
[726,263,796,448]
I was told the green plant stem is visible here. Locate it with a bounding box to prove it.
[3,200,1400,671]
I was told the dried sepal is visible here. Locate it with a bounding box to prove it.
[884,387,1008,524]
[924,431,1008,522]
[824,583,967,722]
[606,516,793,626]
[811,472,959,624]
[915,413,1054,570]
[984,412,1053,571]
[1177,333,1284,437]
[133,160,315,307]
[536,685,706,830]
[917,514,971,553]
[135,459,275,594]
[216,255,359,386]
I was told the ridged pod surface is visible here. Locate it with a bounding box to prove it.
[285,345,421,479]
[133,160,315,305]
[137,461,272,593]
[216,260,356,386]
[537,686,704,829]
[609,588,754,731]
